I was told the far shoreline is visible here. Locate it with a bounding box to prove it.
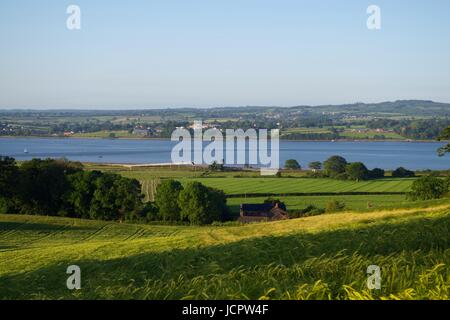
[0,135,446,143]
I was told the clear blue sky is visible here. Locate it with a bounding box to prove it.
[1,0,450,109]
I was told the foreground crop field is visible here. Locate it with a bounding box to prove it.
[1,204,449,300]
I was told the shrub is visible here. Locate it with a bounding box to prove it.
[334,172,349,180]
[289,205,325,218]
[208,161,224,172]
[326,200,346,212]
[308,161,322,170]
[306,170,326,178]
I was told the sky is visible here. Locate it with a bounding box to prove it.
[1,0,450,109]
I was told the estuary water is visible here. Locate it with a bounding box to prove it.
[0,137,449,170]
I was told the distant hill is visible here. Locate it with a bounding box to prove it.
[1,100,450,117]
[289,100,450,116]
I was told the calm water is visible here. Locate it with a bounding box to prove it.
[0,137,449,170]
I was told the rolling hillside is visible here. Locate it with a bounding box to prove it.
[1,203,449,300]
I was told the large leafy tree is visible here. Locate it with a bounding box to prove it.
[111,177,144,222]
[323,156,348,177]
[67,170,103,218]
[155,179,183,221]
[18,158,82,215]
[0,156,20,213]
[346,162,370,181]
[408,176,448,200]
[178,182,228,224]
[369,168,385,179]
[308,161,322,170]
[0,156,19,198]
[284,159,301,170]
[392,167,415,178]
[89,173,143,221]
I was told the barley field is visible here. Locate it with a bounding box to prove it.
[1,203,449,300]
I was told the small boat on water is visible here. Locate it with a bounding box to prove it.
[23,148,28,153]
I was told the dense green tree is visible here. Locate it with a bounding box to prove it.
[66,171,103,218]
[178,182,228,224]
[155,179,183,221]
[369,168,385,179]
[89,173,143,221]
[323,156,348,177]
[346,162,370,181]
[408,176,448,200]
[0,156,18,195]
[392,167,415,178]
[0,156,20,213]
[207,187,230,222]
[140,202,159,221]
[284,159,301,170]
[17,158,82,215]
[308,161,322,170]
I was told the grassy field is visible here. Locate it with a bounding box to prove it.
[227,194,408,213]
[281,126,406,140]
[72,130,136,139]
[178,177,413,195]
[114,168,414,197]
[109,167,415,203]
[1,203,449,300]
[340,130,405,140]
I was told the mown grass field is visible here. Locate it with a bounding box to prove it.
[113,167,414,203]
[72,130,136,139]
[116,171,414,198]
[1,203,449,300]
[179,177,413,195]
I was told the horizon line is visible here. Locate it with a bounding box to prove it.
[0,99,448,112]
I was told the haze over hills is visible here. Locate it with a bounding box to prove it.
[1,100,450,116]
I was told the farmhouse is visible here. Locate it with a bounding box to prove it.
[239,201,289,223]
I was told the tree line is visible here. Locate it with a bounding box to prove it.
[0,156,230,225]
[285,156,416,181]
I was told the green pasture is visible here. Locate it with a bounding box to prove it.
[227,194,407,214]
[179,177,414,195]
